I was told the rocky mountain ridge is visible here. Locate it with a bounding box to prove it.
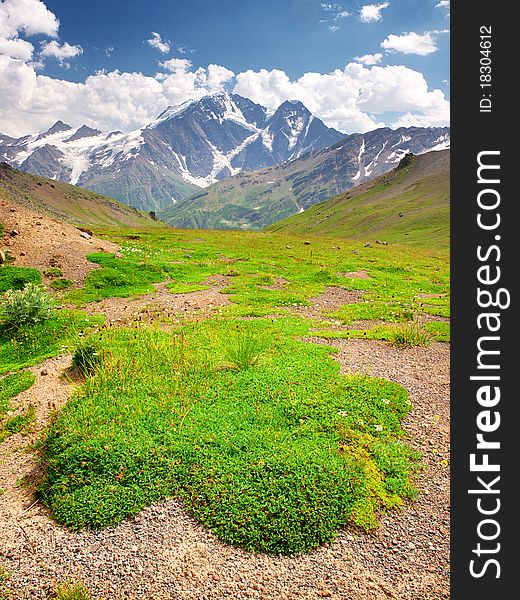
[0,92,345,211]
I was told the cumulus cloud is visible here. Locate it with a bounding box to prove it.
[234,62,449,133]
[40,40,83,65]
[0,0,59,39]
[0,35,33,60]
[159,57,192,73]
[359,2,389,23]
[0,0,83,67]
[147,32,170,54]
[0,55,239,136]
[381,31,438,55]
[0,0,60,61]
[0,52,449,137]
[354,52,383,65]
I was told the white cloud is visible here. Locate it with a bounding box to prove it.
[234,62,449,133]
[196,63,235,90]
[147,32,170,54]
[0,35,33,60]
[0,0,60,62]
[381,32,437,55]
[354,52,383,65]
[359,2,389,23]
[320,3,350,30]
[40,40,83,65]
[0,55,239,136]
[159,57,192,73]
[0,0,82,68]
[436,1,450,8]
[0,0,59,39]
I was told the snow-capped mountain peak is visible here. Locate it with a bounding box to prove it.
[0,92,449,212]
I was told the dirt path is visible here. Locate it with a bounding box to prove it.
[0,335,449,599]
[0,356,76,567]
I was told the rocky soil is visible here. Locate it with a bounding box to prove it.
[0,204,450,599]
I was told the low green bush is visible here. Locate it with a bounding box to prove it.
[52,579,90,600]
[50,278,74,290]
[45,267,63,278]
[0,371,36,416]
[389,321,431,347]
[0,310,103,375]
[0,405,35,442]
[0,283,54,331]
[0,266,42,293]
[40,319,420,555]
[72,338,103,374]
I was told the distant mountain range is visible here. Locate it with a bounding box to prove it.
[1,91,449,228]
[266,150,450,249]
[159,124,449,230]
[0,92,346,211]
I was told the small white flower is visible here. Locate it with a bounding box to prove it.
[337,410,348,417]
[375,424,383,432]
[382,398,390,405]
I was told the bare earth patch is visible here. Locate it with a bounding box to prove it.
[84,279,232,326]
[294,286,364,319]
[337,270,371,280]
[0,355,75,554]
[261,277,287,291]
[0,199,118,287]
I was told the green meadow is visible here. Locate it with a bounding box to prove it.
[1,226,449,554]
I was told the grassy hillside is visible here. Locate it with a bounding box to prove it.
[0,162,159,228]
[159,127,449,232]
[266,151,449,249]
[158,148,342,231]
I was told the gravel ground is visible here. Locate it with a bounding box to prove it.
[295,287,364,319]
[83,278,232,326]
[0,337,449,600]
[0,199,118,287]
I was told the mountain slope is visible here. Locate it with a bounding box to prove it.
[159,126,449,231]
[0,92,345,211]
[266,150,450,249]
[0,163,158,228]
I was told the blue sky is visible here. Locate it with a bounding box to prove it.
[0,0,450,136]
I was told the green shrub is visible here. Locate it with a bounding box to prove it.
[45,267,63,278]
[52,579,90,600]
[41,320,420,555]
[50,278,74,290]
[72,339,103,374]
[390,321,431,347]
[0,310,102,376]
[423,321,450,342]
[0,283,54,331]
[0,405,35,442]
[0,266,42,293]
[224,330,267,369]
